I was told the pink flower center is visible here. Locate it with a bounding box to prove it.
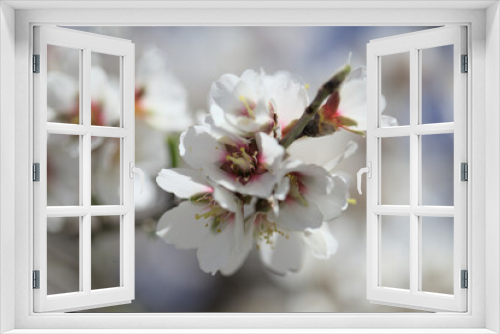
[219,140,268,185]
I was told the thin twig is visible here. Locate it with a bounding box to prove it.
[280,64,351,148]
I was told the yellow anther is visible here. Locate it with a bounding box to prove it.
[347,198,357,205]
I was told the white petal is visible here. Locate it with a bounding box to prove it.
[297,163,334,195]
[303,224,338,259]
[278,200,323,231]
[212,184,238,212]
[196,224,234,275]
[308,175,349,222]
[256,132,285,168]
[323,140,359,173]
[208,105,245,137]
[225,99,270,133]
[220,209,254,275]
[207,164,278,198]
[270,79,309,129]
[156,201,210,249]
[156,168,212,199]
[274,176,290,201]
[179,126,223,170]
[259,231,304,275]
[209,73,242,109]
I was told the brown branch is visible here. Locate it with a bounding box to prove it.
[279,64,351,148]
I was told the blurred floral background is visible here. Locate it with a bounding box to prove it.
[46,26,455,312]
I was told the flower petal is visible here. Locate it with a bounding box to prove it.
[256,132,285,168]
[179,125,223,170]
[297,163,334,195]
[156,201,210,249]
[259,231,304,275]
[209,73,240,108]
[206,162,278,198]
[274,176,290,201]
[220,210,254,275]
[323,140,358,173]
[212,184,238,212]
[303,224,338,259]
[308,175,349,222]
[278,200,323,231]
[156,168,212,199]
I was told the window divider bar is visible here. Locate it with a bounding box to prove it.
[372,205,455,217]
[372,126,411,138]
[78,46,84,293]
[372,205,411,215]
[413,122,454,135]
[372,123,454,138]
[412,206,455,217]
[46,206,89,217]
[409,47,419,294]
[47,122,88,136]
[90,205,129,216]
[90,126,129,138]
[46,123,130,138]
[82,214,91,293]
[82,48,92,294]
[417,48,424,293]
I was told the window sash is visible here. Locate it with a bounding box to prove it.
[366,26,468,312]
[33,25,136,313]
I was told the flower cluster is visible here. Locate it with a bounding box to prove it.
[156,64,383,275]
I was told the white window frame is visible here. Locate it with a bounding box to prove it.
[366,26,468,312]
[33,26,136,313]
[0,1,499,333]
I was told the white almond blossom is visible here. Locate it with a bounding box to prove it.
[179,125,285,198]
[156,168,252,275]
[156,64,364,276]
[273,160,349,231]
[209,69,309,137]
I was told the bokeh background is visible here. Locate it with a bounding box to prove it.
[45,26,455,313]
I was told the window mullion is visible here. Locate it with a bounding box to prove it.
[409,47,420,294]
[81,47,92,294]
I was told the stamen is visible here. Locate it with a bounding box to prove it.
[288,174,308,207]
[239,95,256,119]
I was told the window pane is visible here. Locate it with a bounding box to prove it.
[380,52,410,127]
[91,53,121,127]
[421,217,454,294]
[47,134,80,206]
[381,136,410,205]
[421,133,454,206]
[91,215,121,290]
[91,137,121,205]
[421,45,454,124]
[380,215,410,290]
[47,217,80,295]
[47,45,80,124]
